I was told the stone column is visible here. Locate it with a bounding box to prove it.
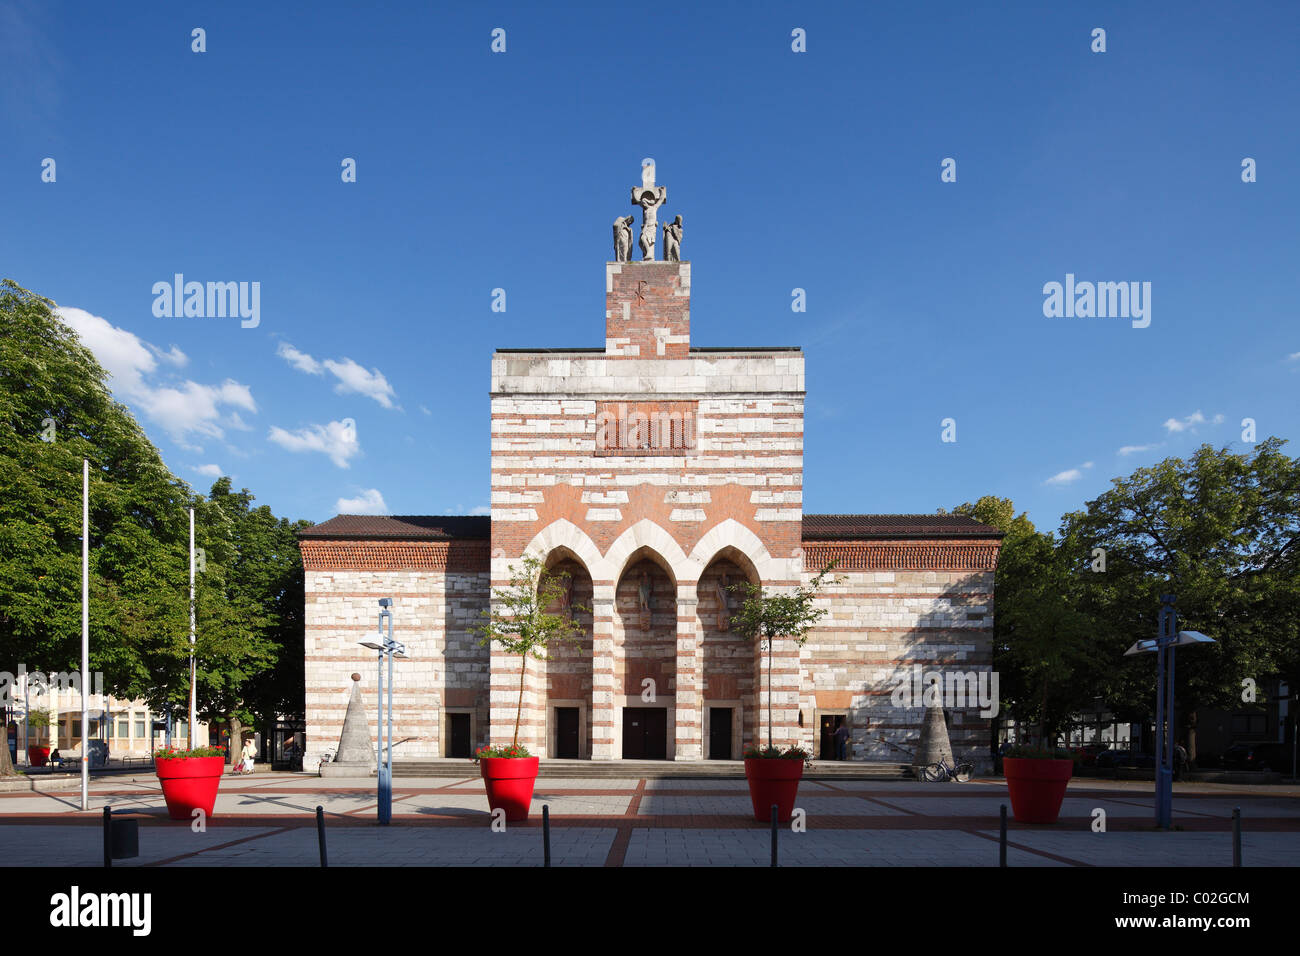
[589,585,617,759]
[674,594,702,760]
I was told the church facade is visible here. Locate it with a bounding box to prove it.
[298,165,1001,771]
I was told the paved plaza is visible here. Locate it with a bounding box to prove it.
[3,772,1297,867]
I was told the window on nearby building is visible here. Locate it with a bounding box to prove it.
[72,720,81,738]
[1230,713,1267,738]
[118,718,129,739]
[135,717,145,739]
[176,720,189,740]
[88,719,99,737]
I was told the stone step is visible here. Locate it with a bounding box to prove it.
[387,759,915,780]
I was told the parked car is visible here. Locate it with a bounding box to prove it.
[1222,742,1295,773]
[1070,744,1110,767]
[1095,750,1156,769]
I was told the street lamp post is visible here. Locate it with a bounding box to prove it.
[1124,594,1215,829]
[359,598,406,825]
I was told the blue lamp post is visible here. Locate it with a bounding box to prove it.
[359,598,406,825]
[1124,594,1215,829]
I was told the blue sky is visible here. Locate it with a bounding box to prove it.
[3,1,1297,533]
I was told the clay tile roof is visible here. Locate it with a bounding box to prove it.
[298,515,491,540]
[801,514,1002,540]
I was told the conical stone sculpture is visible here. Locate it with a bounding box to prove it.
[320,673,375,778]
[912,704,954,777]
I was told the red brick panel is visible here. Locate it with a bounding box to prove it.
[299,540,491,572]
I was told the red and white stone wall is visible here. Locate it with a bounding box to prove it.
[297,259,1002,769]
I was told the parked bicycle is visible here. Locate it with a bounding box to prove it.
[878,734,973,783]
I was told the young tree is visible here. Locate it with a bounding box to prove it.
[728,564,837,750]
[471,555,588,749]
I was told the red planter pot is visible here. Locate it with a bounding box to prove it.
[1003,757,1074,824]
[479,756,540,822]
[27,746,50,768]
[154,756,225,821]
[744,758,804,823]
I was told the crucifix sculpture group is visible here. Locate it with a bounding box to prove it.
[613,159,683,263]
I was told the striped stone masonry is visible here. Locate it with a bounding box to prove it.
[297,251,1002,771]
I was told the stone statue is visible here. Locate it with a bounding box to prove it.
[612,215,634,262]
[631,160,667,261]
[715,572,731,631]
[559,574,574,619]
[638,570,652,629]
[663,215,683,262]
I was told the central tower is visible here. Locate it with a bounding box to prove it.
[488,162,805,761]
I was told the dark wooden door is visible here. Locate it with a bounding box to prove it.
[820,714,845,760]
[555,707,580,759]
[448,713,471,758]
[622,708,668,760]
[709,708,732,760]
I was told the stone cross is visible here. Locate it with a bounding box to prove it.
[631,160,667,261]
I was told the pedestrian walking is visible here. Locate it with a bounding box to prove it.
[834,721,850,760]
[241,737,257,774]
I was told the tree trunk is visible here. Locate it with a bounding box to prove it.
[766,637,773,749]
[513,656,526,748]
[0,720,15,776]
[228,714,242,767]
[1038,676,1050,750]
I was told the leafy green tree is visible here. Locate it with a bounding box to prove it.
[729,564,837,750]
[472,555,588,749]
[197,478,311,761]
[1062,439,1300,760]
[0,280,306,764]
[947,497,1101,748]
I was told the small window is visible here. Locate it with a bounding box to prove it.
[118,718,129,739]
[134,718,145,739]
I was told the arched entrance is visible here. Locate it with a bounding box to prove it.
[696,549,759,760]
[541,550,593,759]
[614,547,677,759]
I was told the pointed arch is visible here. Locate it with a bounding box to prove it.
[604,519,692,584]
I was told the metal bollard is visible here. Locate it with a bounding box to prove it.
[316,805,328,868]
[770,804,779,867]
[102,807,139,866]
[1232,807,1241,867]
[543,804,551,868]
[1000,803,1008,867]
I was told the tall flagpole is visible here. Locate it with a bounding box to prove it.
[189,507,196,750]
[81,459,89,810]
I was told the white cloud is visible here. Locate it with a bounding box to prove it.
[148,343,188,368]
[1288,351,1300,362]
[191,464,223,478]
[1045,461,1093,486]
[276,342,398,409]
[469,505,491,516]
[1118,443,1158,456]
[1045,469,1083,486]
[276,342,323,375]
[336,488,388,515]
[322,357,397,408]
[1163,410,1224,434]
[56,306,256,447]
[267,419,360,468]
[419,404,432,416]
